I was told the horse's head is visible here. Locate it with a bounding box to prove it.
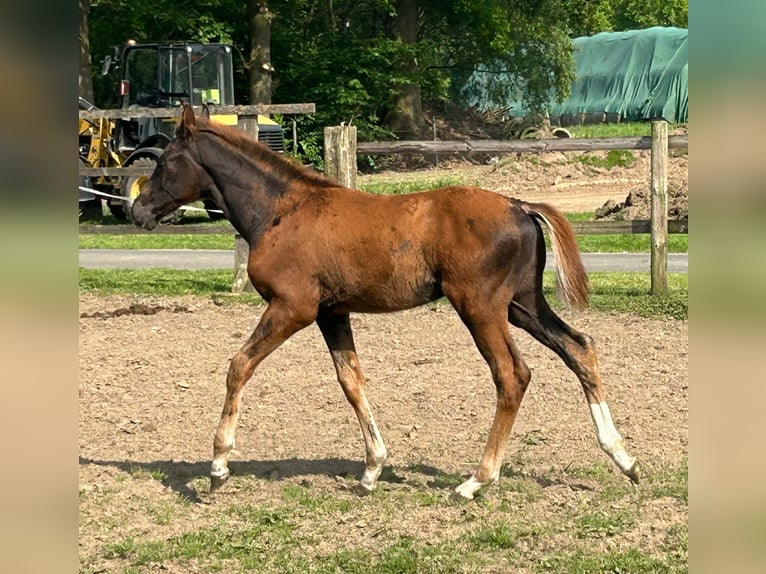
[131,104,217,230]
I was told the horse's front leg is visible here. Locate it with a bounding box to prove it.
[210,299,315,493]
[316,312,388,493]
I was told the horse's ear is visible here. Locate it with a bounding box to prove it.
[200,104,211,120]
[176,103,197,139]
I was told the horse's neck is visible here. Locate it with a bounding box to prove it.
[197,134,291,243]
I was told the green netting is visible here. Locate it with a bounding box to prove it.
[462,27,688,124]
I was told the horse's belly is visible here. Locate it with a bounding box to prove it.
[322,272,443,314]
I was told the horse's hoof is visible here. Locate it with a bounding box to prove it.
[454,475,484,500]
[210,472,230,494]
[625,461,640,484]
[354,483,375,497]
[451,488,474,502]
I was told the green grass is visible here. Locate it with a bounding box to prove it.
[80,234,235,250]
[359,174,465,195]
[80,230,688,253]
[577,149,638,169]
[565,122,654,138]
[87,458,688,573]
[566,121,687,139]
[576,234,687,253]
[79,269,687,320]
[546,271,688,320]
[78,268,239,296]
[536,548,677,573]
[574,508,637,538]
[646,460,688,504]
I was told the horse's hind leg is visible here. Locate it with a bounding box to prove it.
[508,298,639,483]
[452,308,532,500]
[210,299,315,493]
[316,312,387,493]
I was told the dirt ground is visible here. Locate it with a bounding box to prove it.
[79,292,688,569]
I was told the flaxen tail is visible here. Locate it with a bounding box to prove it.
[521,202,589,311]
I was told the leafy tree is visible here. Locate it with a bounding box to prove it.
[79,0,94,101]
[248,1,274,104]
[613,0,688,30]
[83,0,687,159]
[88,0,241,106]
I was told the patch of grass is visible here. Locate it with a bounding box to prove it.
[410,490,443,507]
[575,233,688,253]
[567,122,654,138]
[536,548,675,573]
[79,268,241,296]
[280,484,353,512]
[147,502,175,525]
[564,461,616,482]
[647,461,688,504]
[104,512,295,570]
[80,228,688,253]
[497,476,545,502]
[577,149,638,169]
[359,175,465,195]
[469,520,519,550]
[663,523,689,569]
[545,271,688,320]
[372,536,470,574]
[128,465,167,482]
[80,234,235,250]
[565,211,594,222]
[574,508,636,538]
[314,537,471,574]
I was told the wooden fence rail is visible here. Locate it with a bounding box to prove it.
[78,103,316,178]
[78,219,688,237]
[356,134,687,155]
[324,121,688,295]
[78,103,315,121]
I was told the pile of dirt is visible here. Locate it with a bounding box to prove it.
[594,178,688,221]
[362,103,688,219]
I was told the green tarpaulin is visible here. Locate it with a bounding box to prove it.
[462,27,688,124]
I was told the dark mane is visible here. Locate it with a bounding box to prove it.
[195,117,338,189]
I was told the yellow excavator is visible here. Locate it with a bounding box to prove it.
[79,41,285,221]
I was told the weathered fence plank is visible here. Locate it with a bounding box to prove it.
[78,103,316,120]
[324,126,358,189]
[79,219,688,236]
[231,235,255,293]
[356,135,687,155]
[651,121,669,295]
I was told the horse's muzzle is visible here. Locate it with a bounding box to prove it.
[130,198,158,230]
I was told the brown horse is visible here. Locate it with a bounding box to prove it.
[132,104,639,499]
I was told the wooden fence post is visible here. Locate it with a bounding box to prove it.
[231,234,255,293]
[650,120,669,295]
[324,126,358,189]
[230,117,259,293]
[237,116,259,141]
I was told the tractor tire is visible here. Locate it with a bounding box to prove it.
[121,157,183,225]
[79,158,103,221]
[108,199,128,220]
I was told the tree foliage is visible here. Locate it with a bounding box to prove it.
[85,0,688,157]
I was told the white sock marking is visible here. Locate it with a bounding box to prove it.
[589,401,636,473]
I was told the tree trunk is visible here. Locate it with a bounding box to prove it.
[385,0,423,137]
[248,1,273,104]
[79,0,94,102]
